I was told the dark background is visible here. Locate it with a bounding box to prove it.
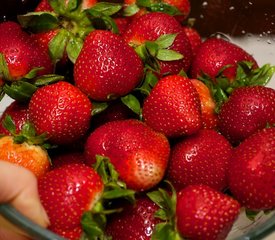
[0,0,275,36]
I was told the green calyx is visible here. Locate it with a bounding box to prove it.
[1,115,53,149]
[81,155,135,240]
[147,181,182,240]
[123,0,182,17]
[199,61,275,113]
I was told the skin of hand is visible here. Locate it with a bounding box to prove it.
[0,161,50,240]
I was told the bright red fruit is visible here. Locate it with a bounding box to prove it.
[142,75,202,138]
[228,127,275,211]
[84,119,170,191]
[183,26,202,58]
[176,185,240,240]
[29,81,92,145]
[123,12,192,76]
[51,151,86,169]
[0,21,53,80]
[38,163,104,236]
[106,196,160,239]
[74,30,143,101]
[166,129,232,191]
[190,37,258,81]
[0,101,29,135]
[218,86,275,144]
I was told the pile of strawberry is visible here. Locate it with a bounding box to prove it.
[0,0,274,240]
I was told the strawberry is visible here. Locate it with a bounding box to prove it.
[191,79,218,129]
[217,86,275,144]
[190,37,258,81]
[228,127,275,211]
[106,195,161,239]
[0,21,53,80]
[51,151,86,169]
[166,129,233,191]
[74,30,144,101]
[183,26,202,58]
[163,0,191,21]
[142,75,202,138]
[0,100,29,135]
[28,81,92,145]
[84,119,170,191]
[122,12,192,76]
[0,116,50,178]
[176,185,240,240]
[38,163,104,236]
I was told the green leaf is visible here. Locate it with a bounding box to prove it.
[34,74,64,86]
[20,122,36,138]
[66,36,83,63]
[0,53,12,81]
[49,29,70,64]
[22,67,44,80]
[0,87,5,102]
[151,222,181,240]
[155,34,178,49]
[134,44,149,61]
[121,94,141,115]
[245,209,261,221]
[154,209,168,221]
[91,102,109,116]
[66,0,79,12]
[156,49,183,61]
[3,81,38,102]
[17,12,59,33]
[103,189,135,200]
[90,2,122,16]
[123,4,140,17]
[149,3,182,16]
[2,115,16,135]
[145,41,159,57]
[136,0,152,8]
[49,0,66,15]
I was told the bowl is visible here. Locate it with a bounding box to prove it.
[0,0,274,239]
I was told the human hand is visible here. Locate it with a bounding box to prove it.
[0,161,49,240]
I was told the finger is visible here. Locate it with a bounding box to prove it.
[0,227,31,240]
[0,161,49,230]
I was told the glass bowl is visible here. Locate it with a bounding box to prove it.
[0,0,274,239]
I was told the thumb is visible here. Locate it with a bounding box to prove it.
[0,161,49,237]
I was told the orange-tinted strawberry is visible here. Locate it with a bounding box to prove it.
[166,129,233,191]
[228,127,275,211]
[74,30,144,101]
[0,135,50,178]
[84,119,170,191]
[142,75,202,138]
[190,37,258,81]
[29,81,92,145]
[191,79,217,129]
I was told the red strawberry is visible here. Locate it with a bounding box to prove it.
[142,75,202,138]
[0,101,29,135]
[164,0,191,21]
[218,86,275,144]
[183,26,202,58]
[123,12,192,76]
[166,129,233,191]
[176,185,240,240]
[29,81,92,145]
[0,21,53,80]
[84,119,170,191]
[106,195,161,239]
[228,127,275,211]
[191,79,218,129]
[38,163,104,237]
[35,0,97,11]
[190,37,258,81]
[74,30,144,101]
[51,151,86,169]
